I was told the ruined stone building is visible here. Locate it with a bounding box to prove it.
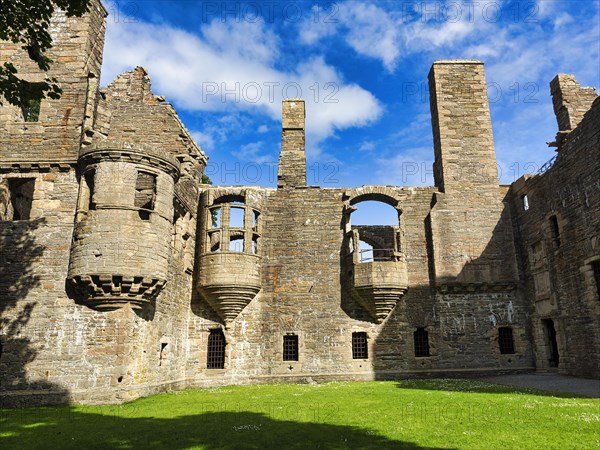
[1,2,598,406]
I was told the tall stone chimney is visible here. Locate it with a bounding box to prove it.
[428,60,499,194]
[277,99,306,189]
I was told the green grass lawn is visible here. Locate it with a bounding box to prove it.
[1,380,598,449]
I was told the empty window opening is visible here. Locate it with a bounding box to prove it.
[521,194,529,211]
[207,329,226,369]
[498,327,515,354]
[251,235,259,254]
[135,171,157,218]
[209,230,221,252]
[414,328,430,357]
[549,215,560,247]
[229,236,244,252]
[352,332,368,359]
[283,335,299,361]
[210,207,221,228]
[359,240,374,263]
[350,200,401,263]
[593,261,600,300]
[159,342,168,367]
[210,239,221,252]
[350,200,399,226]
[84,170,96,211]
[7,178,35,220]
[230,207,245,228]
[21,98,40,122]
[252,210,260,229]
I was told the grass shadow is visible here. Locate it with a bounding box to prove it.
[0,410,446,449]
[393,378,597,399]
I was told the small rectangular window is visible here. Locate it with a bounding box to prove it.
[210,207,221,228]
[135,172,156,220]
[283,335,298,361]
[134,171,157,214]
[84,170,96,211]
[414,328,430,357]
[549,215,560,247]
[498,327,515,354]
[7,178,35,220]
[592,261,600,300]
[521,194,529,211]
[22,98,40,122]
[229,237,244,252]
[207,329,226,369]
[352,332,368,359]
[230,207,245,228]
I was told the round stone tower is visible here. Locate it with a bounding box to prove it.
[67,142,180,310]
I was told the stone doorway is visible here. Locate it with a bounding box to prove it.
[542,319,560,368]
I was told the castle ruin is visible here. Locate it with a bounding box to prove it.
[1,2,598,406]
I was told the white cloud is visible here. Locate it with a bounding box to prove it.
[299,6,338,45]
[299,2,400,71]
[338,3,400,71]
[359,141,375,152]
[101,14,382,150]
[257,125,269,133]
[231,141,275,164]
[190,130,215,152]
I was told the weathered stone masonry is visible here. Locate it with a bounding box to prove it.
[0,2,598,406]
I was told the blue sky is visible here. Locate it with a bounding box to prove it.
[100,0,599,190]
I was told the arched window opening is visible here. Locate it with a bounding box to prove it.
[350,200,399,226]
[348,200,401,263]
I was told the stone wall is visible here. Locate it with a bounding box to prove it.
[509,78,600,378]
[0,3,597,406]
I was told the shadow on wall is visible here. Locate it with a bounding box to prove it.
[371,196,533,378]
[0,218,71,407]
[0,411,438,449]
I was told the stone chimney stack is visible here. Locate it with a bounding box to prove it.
[550,74,597,132]
[277,99,306,189]
[428,60,499,194]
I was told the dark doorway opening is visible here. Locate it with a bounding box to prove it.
[542,319,559,368]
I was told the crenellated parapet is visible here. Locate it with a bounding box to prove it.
[67,142,180,310]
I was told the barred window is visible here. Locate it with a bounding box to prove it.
[283,335,298,361]
[207,329,226,369]
[352,332,368,359]
[414,328,430,357]
[498,327,515,354]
